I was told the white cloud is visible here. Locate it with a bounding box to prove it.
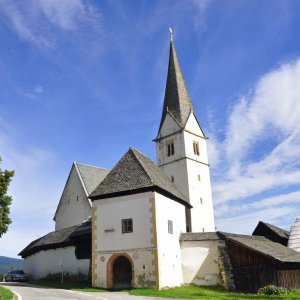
[37,0,85,30]
[0,0,103,49]
[210,58,300,231]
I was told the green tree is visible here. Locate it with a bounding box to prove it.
[0,157,14,237]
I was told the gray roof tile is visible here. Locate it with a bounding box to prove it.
[252,221,289,239]
[76,163,110,195]
[19,225,78,258]
[90,147,190,207]
[157,41,199,136]
[180,232,219,241]
[227,235,300,263]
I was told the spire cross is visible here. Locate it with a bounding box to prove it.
[169,27,173,42]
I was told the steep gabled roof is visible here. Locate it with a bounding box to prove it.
[76,163,110,195]
[90,147,190,208]
[252,221,289,246]
[53,162,109,220]
[157,40,197,136]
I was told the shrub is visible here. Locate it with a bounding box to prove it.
[0,274,3,282]
[258,285,290,295]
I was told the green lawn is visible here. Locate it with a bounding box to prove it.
[129,286,300,300]
[29,281,300,300]
[0,285,14,300]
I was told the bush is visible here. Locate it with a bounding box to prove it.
[258,285,290,295]
[0,274,3,282]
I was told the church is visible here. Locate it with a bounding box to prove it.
[19,33,300,292]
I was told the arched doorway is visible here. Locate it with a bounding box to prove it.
[113,256,132,289]
[107,254,133,289]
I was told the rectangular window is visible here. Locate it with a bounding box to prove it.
[193,141,200,156]
[122,218,133,233]
[168,220,173,234]
[200,197,203,204]
[167,140,175,156]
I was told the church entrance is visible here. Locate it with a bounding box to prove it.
[113,256,132,289]
[107,254,133,289]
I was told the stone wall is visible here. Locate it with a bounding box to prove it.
[217,245,235,291]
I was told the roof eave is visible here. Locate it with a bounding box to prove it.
[90,186,192,208]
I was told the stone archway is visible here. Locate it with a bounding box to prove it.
[107,253,134,289]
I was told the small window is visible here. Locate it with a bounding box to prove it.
[200,197,203,204]
[198,174,201,181]
[122,218,133,233]
[193,141,200,156]
[171,176,174,182]
[202,228,205,232]
[168,220,173,234]
[166,140,175,156]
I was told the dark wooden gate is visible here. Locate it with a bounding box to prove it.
[113,256,132,289]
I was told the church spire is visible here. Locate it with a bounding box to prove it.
[157,30,194,135]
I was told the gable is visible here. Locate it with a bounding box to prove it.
[54,164,91,230]
[157,112,181,139]
[184,112,205,137]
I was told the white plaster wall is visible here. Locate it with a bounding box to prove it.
[181,240,222,285]
[156,112,215,233]
[183,120,215,232]
[24,247,90,279]
[154,192,186,288]
[156,131,186,167]
[55,166,91,231]
[95,192,153,252]
[157,113,181,139]
[184,113,204,137]
[93,192,157,288]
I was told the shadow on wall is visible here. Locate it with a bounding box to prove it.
[191,247,220,286]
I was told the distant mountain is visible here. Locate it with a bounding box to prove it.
[0,256,23,274]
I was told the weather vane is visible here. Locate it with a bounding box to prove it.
[169,27,173,42]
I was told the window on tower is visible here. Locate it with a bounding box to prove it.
[166,140,175,156]
[193,141,200,156]
[168,220,173,234]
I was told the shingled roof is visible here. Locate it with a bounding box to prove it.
[157,40,199,136]
[180,232,219,241]
[19,225,78,258]
[222,233,300,263]
[90,147,191,208]
[252,221,289,246]
[19,219,92,258]
[76,163,110,195]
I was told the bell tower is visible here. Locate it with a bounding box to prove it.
[155,30,215,233]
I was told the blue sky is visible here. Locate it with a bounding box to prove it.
[0,0,300,258]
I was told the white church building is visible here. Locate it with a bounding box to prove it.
[19,34,300,292]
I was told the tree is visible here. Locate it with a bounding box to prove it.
[0,157,14,237]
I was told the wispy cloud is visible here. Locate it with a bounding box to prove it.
[210,58,300,231]
[0,0,104,49]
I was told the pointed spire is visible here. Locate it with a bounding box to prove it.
[158,30,194,134]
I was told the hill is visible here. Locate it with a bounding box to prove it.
[0,256,23,274]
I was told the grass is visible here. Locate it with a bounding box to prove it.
[29,281,300,299]
[0,285,14,300]
[129,285,300,300]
